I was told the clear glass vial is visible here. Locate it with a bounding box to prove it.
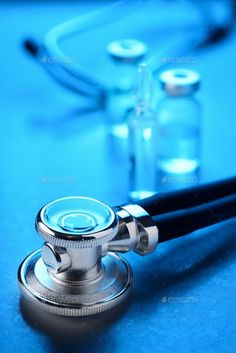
[106,39,147,139]
[128,63,158,201]
[157,69,201,175]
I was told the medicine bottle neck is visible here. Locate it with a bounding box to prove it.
[134,63,154,115]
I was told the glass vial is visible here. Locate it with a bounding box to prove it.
[157,69,201,176]
[128,63,158,201]
[106,39,147,139]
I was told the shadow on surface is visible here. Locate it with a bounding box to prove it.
[133,218,236,303]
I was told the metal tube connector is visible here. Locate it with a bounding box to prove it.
[108,204,158,256]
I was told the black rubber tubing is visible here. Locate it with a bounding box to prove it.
[153,193,236,243]
[136,176,236,217]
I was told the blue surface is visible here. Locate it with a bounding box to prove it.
[0,2,236,353]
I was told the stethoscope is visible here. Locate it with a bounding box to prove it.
[18,176,236,317]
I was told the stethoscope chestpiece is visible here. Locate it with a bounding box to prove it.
[18,197,133,316]
[18,196,158,317]
[17,177,236,317]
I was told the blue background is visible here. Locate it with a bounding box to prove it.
[0,1,236,352]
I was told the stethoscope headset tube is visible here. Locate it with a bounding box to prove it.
[18,176,236,316]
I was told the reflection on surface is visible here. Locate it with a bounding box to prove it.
[20,294,131,343]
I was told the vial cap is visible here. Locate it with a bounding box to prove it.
[36,197,118,248]
[107,39,147,63]
[159,69,200,96]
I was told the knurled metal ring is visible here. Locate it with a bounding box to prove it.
[36,214,119,248]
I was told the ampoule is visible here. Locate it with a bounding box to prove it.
[128,63,158,201]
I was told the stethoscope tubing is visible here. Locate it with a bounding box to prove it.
[24,0,234,100]
[134,176,236,242]
[154,192,236,243]
[137,176,236,217]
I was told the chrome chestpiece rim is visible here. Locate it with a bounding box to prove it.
[18,196,158,317]
[36,196,118,248]
[18,250,132,317]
